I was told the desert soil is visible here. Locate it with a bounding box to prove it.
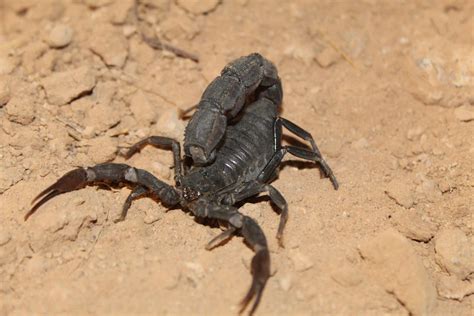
[0,0,473,315]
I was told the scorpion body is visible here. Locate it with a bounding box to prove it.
[26,53,338,315]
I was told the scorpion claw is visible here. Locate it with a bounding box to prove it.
[26,168,89,221]
[239,249,270,316]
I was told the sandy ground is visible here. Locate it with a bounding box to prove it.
[0,0,473,315]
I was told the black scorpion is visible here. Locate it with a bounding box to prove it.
[26,53,339,315]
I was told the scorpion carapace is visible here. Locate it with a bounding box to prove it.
[26,53,338,315]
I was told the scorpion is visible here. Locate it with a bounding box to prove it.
[26,53,339,315]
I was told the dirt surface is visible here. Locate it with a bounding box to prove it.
[1,0,473,315]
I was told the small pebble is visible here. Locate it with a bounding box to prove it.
[176,0,220,14]
[436,275,474,301]
[391,211,437,242]
[278,275,292,292]
[315,46,340,68]
[84,136,118,164]
[130,90,158,125]
[47,24,74,48]
[41,66,96,105]
[454,105,474,122]
[89,24,128,68]
[385,178,415,208]
[5,95,36,125]
[330,265,363,287]
[0,75,10,106]
[359,229,436,316]
[351,137,369,149]
[434,228,474,280]
[289,249,314,272]
[0,231,11,246]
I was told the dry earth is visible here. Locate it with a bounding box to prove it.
[0,0,473,315]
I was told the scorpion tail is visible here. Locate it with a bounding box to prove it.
[26,168,89,221]
[239,216,270,315]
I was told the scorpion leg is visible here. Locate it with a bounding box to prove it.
[205,226,237,250]
[279,117,338,189]
[26,163,180,221]
[124,136,183,185]
[259,118,339,189]
[190,202,270,315]
[221,181,288,247]
[114,185,148,223]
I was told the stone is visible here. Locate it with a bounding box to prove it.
[278,274,292,292]
[351,137,369,149]
[0,231,11,246]
[152,107,185,139]
[391,211,437,242]
[454,105,474,122]
[42,66,96,105]
[110,0,135,24]
[330,265,363,287]
[5,95,35,125]
[47,24,74,48]
[358,229,437,316]
[84,102,122,133]
[385,178,415,208]
[436,275,474,301]
[0,75,11,107]
[289,249,314,272]
[83,136,118,164]
[89,24,128,68]
[176,0,220,14]
[434,228,474,280]
[315,45,340,68]
[130,90,158,125]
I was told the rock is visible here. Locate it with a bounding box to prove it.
[184,261,205,287]
[323,139,342,158]
[89,24,128,68]
[330,264,363,287]
[0,75,11,107]
[436,275,474,301]
[278,274,292,292]
[84,102,121,133]
[0,53,20,75]
[385,178,415,208]
[406,127,424,141]
[22,42,49,74]
[288,249,314,272]
[5,95,35,125]
[315,45,340,68]
[434,228,474,280]
[283,43,315,66]
[42,66,96,105]
[454,105,474,122]
[110,0,135,24]
[47,24,74,48]
[152,161,171,180]
[143,204,162,224]
[130,90,158,125]
[83,0,114,9]
[0,166,24,193]
[176,0,220,14]
[358,229,437,316]
[0,231,11,246]
[391,211,437,242]
[415,175,442,203]
[83,136,118,163]
[351,137,369,149]
[93,80,116,105]
[152,107,185,139]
